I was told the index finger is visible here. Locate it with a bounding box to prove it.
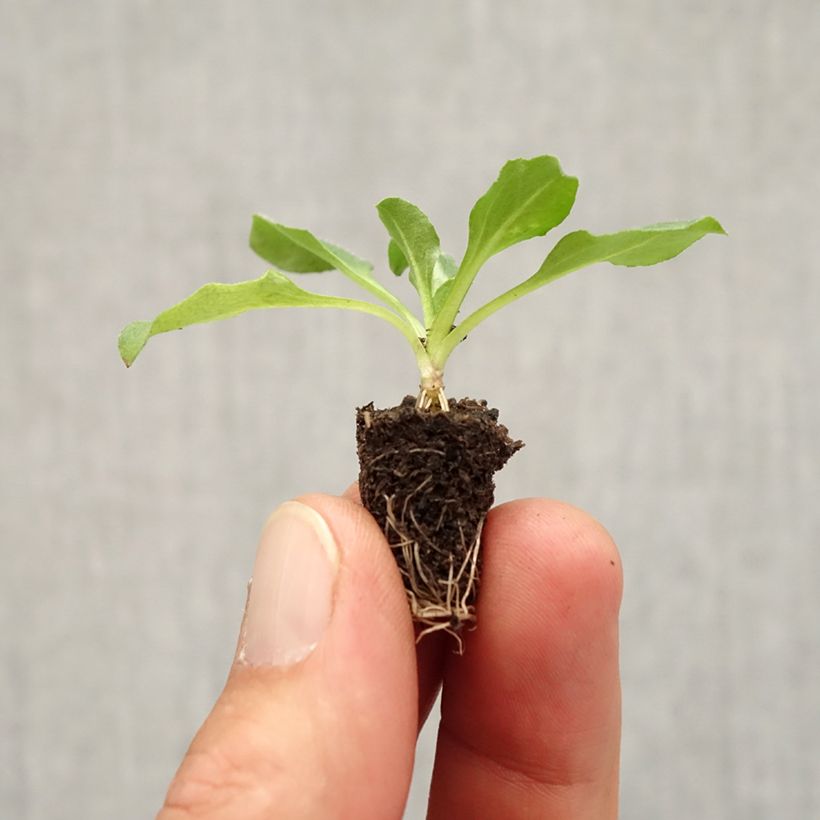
[427,499,623,819]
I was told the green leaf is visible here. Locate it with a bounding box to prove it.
[249,214,335,272]
[377,198,439,285]
[532,217,727,283]
[431,252,457,313]
[388,239,408,275]
[428,155,579,345]
[463,155,579,268]
[249,213,425,337]
[118,321,153,367]
[118,270,418,367]
[434,216,726,366]
[377,197,441,325]
[250,214,373,279]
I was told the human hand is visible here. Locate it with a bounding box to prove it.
[158,491,622,819]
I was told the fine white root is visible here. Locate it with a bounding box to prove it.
[417,369,449,412]
[437,388,450,413]
[384,494,483,652]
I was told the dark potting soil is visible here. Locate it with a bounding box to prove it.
[356,396,522,637]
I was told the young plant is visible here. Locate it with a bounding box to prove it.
[119,154,724,641]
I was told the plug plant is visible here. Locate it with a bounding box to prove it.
[120,154,724,642]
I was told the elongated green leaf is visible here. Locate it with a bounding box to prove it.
[531,217,727,285]
[463,155,579,268]
[436,216,726,365]
[250,214,373,279]
[118,270,414,367]
[249,214,335,272]
[388,239,408,275]
[249,213,425,337]
[385,238,456,325]
[377,197,440,303]
[385,241,456,323]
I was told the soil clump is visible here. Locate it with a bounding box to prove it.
[356,396,522,643]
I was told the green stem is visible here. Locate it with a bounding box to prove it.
[355,301,429,365]
[361,279,426,339]
[426,253,482,350]
[418,287,436,333]
[430,266,567,368]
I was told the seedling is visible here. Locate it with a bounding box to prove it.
[120,154,724,643]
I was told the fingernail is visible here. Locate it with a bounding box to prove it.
[238,501,339,667]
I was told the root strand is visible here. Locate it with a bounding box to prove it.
[384,491,481,652]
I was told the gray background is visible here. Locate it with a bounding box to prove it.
[2,0,818,817]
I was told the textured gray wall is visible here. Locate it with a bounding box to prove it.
[2,1,818,817]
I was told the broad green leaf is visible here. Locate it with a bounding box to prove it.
[531,217,727,285]
[431,252,457,313]
[249,214,425,337]
[377,198,439,285]
[118,270,415,367]
[429,155,579,343]
[463,155,579,269]
[377,197,441,324]
[388,239,408,275]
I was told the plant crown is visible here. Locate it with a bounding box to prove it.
[118,155,725,409]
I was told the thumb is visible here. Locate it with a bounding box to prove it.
[159,495,418,820]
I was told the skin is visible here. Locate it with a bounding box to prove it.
[158,491,622,819]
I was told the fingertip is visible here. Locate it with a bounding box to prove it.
[291,491,412,640]
[163,491,419,819]
[485,498,623,623]
[429,497,623,817]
